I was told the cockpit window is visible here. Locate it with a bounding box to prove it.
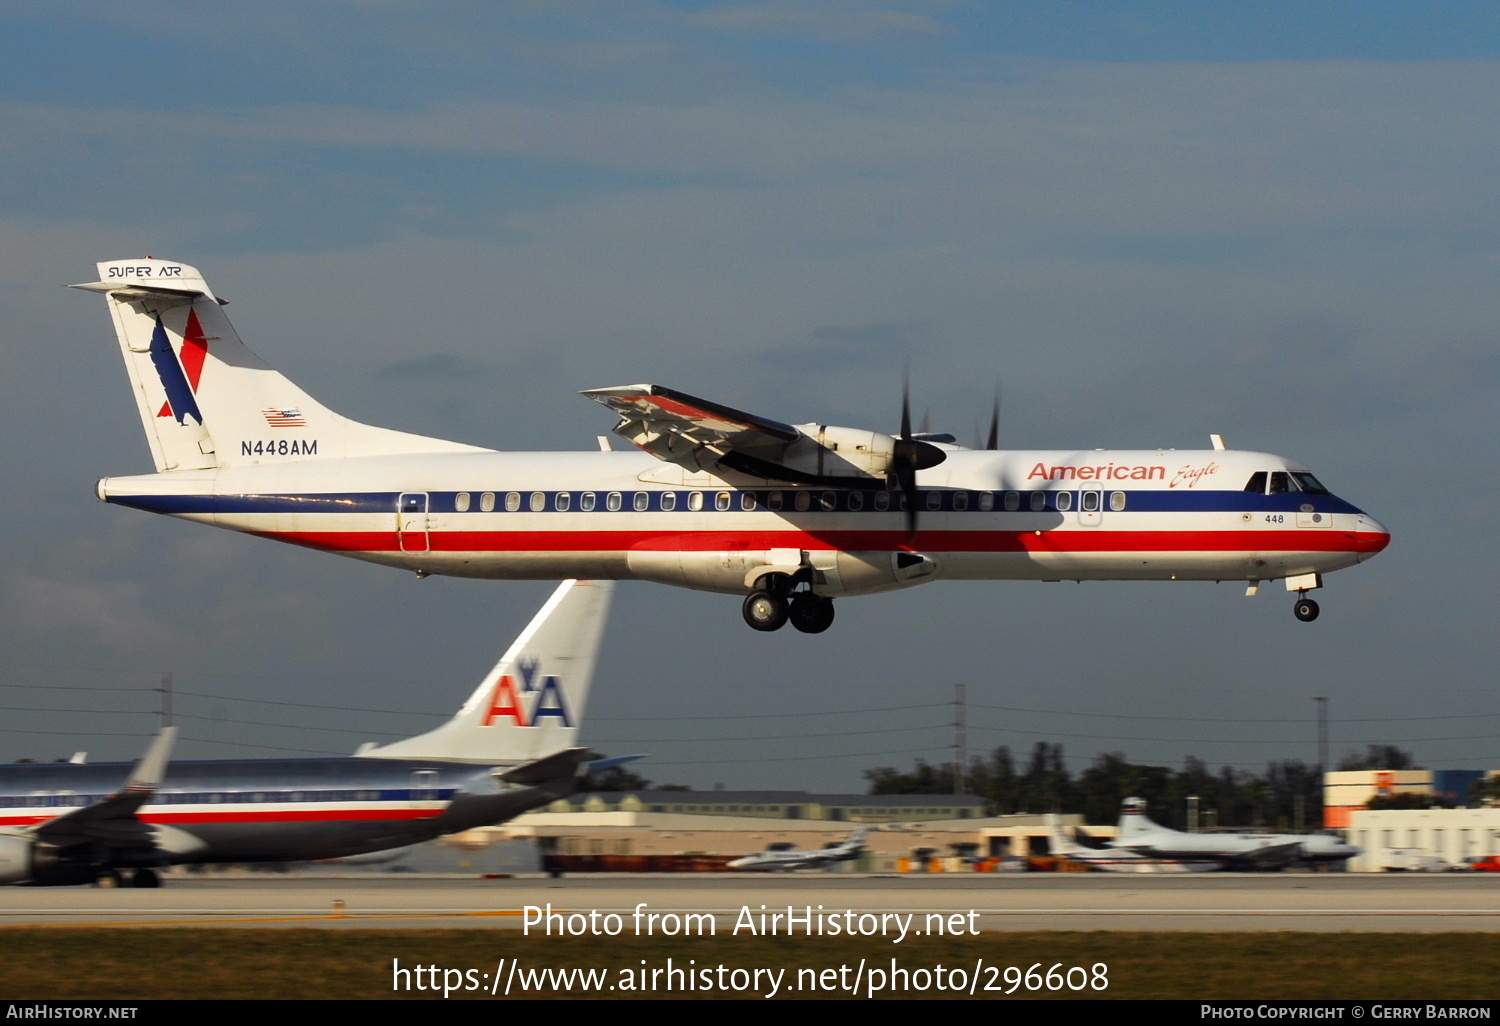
[1269,472,1294,494]
[1244,472,1267,493]
[1291,472,1329,494]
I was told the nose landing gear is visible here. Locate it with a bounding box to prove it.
[1293,595,1320,622]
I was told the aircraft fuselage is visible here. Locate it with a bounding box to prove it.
[99,447,1389,598]
[0,757,569,869]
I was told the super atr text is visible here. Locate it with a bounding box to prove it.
[522,902,981,943]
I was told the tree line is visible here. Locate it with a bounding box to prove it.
[863,743,1421,829]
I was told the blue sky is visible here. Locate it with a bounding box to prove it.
[0,2,1496,793]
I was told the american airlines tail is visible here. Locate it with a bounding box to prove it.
[356,580,613,765]
[72,258,489,473]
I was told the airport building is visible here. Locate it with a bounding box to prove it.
[555,790,990,822]
[496,805,1088,872]
[1345,807,1500,872]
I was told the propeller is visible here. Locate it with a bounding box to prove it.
[985,382,1001,451]
[888,375,946,537]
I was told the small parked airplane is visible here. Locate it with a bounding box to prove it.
[0,580,616,886]
[728,827,870,871]
[1109,797,1360,868]
[79,258,1389,633]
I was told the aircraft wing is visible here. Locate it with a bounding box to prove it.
[1236,841,1304,867]
[581,384,805,476]
[32,729,176,850]
[581,383,931,487]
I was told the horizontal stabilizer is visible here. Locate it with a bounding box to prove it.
[498,748,598,785]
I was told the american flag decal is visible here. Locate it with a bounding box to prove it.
[262,407,307,428]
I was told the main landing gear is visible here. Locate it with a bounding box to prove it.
[741,574,836,634]
[1293,595,1320,622]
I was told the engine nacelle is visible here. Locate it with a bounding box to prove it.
[779,425,897,480]
[0,832,34,884]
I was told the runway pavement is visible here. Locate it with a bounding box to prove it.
[4,873,1500,931]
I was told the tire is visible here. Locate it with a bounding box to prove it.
[743,591,789,631]
[1293,598,1320,622]
[788,595,835,634]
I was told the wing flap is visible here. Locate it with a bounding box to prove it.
[583,384,800,472]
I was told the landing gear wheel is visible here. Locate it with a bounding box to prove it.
[1293,597,1320,622]
[131,868,161,889]
[743,591,789,632]
[788,595,836,634]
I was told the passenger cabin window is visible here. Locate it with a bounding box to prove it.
[848,491,864,511]
[1244,472,1268,494]
[481,491,497,512]
[455,492,471,512]
[661,492,677,511]
[716,492,731,511]
[504,491,520,511]
[1004,491,1020,511]
[1081,490,1100,513]
[794,491,811,512]
[1029,492,1045,512]
[555,492,571,512]
[687,491,703,511]
[740,492,757,511]
[926,492,942,511]
[1056,491,1073,511]
[580,492,597,511]
[1110,491,1127,511]
[633,491,649,511]
[607,491,622,511]
[768,491,784,511]
[978,492,994,511]
[873,492,890,511]
[530,491,547,511]
[953,492,969,511]
[820,491,836,511]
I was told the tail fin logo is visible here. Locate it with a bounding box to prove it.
[150,310,210,424]
[481,655,573,728]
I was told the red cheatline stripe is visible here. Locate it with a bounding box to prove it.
[256,528,1387,556]
[0,809,444,827]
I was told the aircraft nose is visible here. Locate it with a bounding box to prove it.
[1354,514,1391,561]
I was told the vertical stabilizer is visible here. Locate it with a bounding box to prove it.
[1116,796,1158,843]
[73,258,490,473]
[1046,814,1083,857]
[359,580,613,764]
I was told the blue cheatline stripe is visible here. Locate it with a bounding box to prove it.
[109,488,1368,518]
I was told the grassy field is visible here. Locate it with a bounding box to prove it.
[2,930,1498,1000]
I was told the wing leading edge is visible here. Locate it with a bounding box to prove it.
[582,383,944,487]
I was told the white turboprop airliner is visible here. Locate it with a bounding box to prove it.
[1045,815,1220,874]
[1109,797,1360,868]
[0,580,617,887]
[78,259,1390,634]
